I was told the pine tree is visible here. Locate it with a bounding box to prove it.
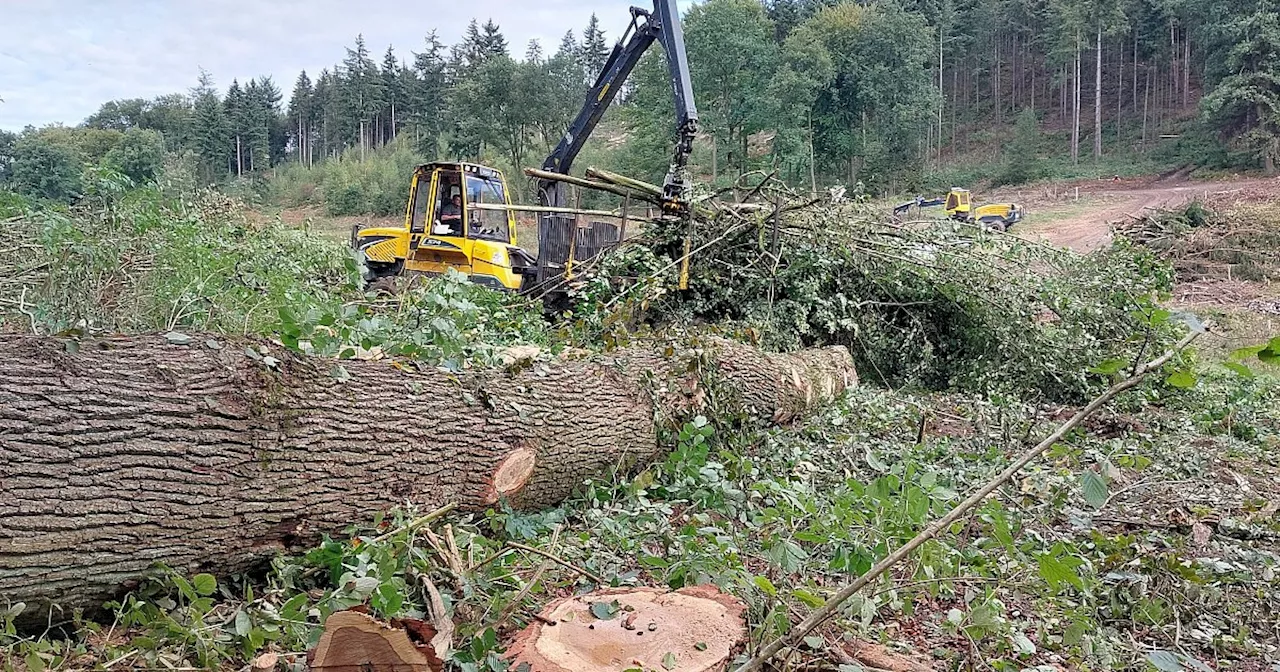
[1203,3,1280,173]
[410,32,449,158]
[381,45,402,145]
[580,14,610,84]
[526,39,545,63]
[340,35,384,158]
[287,71,314,165]
[313,69,336,161]
[480,20,509,59]
[247,76,283,169]
[224,79,247,175]
[189,69,229,183]
[460,20,487,71]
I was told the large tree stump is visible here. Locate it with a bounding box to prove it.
[0,333,854,624]
[505,586,748,672]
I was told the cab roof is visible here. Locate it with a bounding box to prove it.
[414,162,504,179]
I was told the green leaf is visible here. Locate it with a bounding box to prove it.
[968,603,999,629]
[234,610,252,637]
[171,575,196,600]
[1037,552,1084,591]
[1222,361,1254,378]
[164,331,192,345]
[694,642,708,652]
[752,575,777,597]
[329,364,350,381]
[1165,370,1197,389]
[1146,650,1186,671]
[1089,358,1128,375]
[1080,471,1109,508]
[590,600,620,620]
[373,582,404,616]
[1259,338,1280,364]
[192,573,217,597]
[1229,345,1266,361]
[25,652,45,672]
[803,636,825,649]
[1063,619,1088,645]
[280,593,308,620]
[791,589,825,608]
[662,652,678,670]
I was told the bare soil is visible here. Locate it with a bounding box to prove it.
[1006,174,1280,253]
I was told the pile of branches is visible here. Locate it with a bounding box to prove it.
[1114,199,1280,283]
[537,169,1177,403]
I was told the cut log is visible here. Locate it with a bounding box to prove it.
[0,333,855,625]
[505,586,748,672]
[308,610,443,672]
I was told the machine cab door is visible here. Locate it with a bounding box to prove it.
[424,168,465,239]
[409,166,468,240]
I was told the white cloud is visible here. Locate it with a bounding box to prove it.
[0,0,697,130]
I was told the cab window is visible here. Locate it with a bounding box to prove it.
[409,174,431,233]
[945,193,959,210]
[465,174,511,242]
[432,170,465,237]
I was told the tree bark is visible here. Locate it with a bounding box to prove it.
[0,334,855,625]
[1095,25,1103,159]
[1073,31,1082,165]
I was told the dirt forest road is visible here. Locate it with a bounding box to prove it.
[1011,174,1280,253]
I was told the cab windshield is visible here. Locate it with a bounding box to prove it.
[465,174,511,242]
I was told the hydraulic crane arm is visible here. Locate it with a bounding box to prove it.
[892,196,946,216]
[538,0,700,213]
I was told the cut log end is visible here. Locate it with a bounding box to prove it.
[486,446,539,504]
[309,610,445,672]
[506,586,747,672]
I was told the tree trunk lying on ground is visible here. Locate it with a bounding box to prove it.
[0,333,855,624]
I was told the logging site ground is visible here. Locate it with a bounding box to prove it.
[3,160,1278,672]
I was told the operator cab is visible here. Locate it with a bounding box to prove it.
[354,161,528,292]
[409,162,514,246]
[945,188,971,215]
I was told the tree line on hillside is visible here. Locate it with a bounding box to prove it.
[4,0,1280,205]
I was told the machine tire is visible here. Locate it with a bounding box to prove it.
[368,276,400,296]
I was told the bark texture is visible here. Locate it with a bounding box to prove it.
[0,333,854,624]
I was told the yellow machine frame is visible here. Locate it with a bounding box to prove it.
[352,162,527,291]
[897,188,1023,231]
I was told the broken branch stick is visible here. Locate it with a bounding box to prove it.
[733,329,1202,672]
[507,541,605,586]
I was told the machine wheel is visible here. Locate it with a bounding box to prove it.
[367,275,400,296]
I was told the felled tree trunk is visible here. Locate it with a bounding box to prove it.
[0,333,854,624]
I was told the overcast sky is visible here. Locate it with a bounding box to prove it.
[0,0,696,131]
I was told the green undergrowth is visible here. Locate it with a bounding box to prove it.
[0,171,548,372]
[3,366,1276,672]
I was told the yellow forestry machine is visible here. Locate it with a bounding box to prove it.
[351,0,699,299]
[893,188,1024,231]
